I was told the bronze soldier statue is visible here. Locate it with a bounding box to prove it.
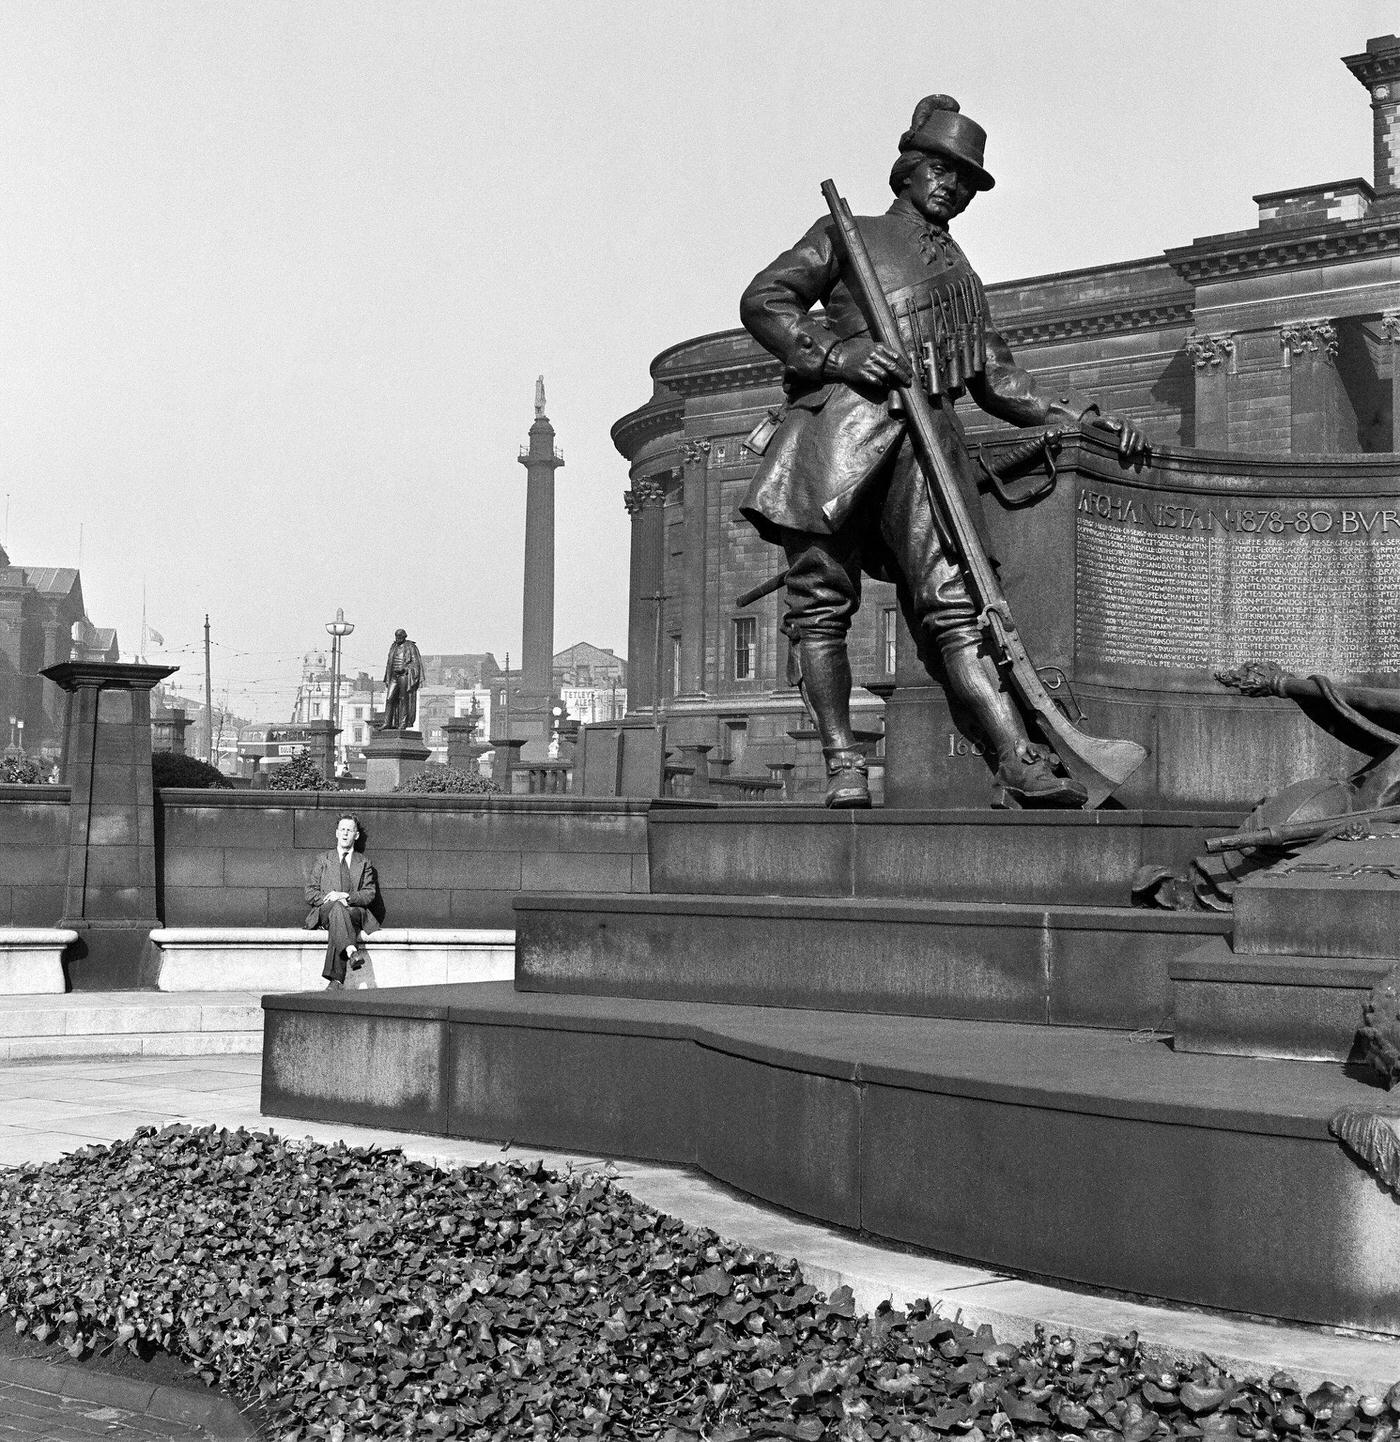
[377,629,425,732]
[739,94,1147,809]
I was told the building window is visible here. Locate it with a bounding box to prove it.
[670,635,682,697]
[733,616,756,680]
[882,607,898,675]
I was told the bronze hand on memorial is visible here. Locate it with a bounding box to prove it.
[1086,412,1149,463]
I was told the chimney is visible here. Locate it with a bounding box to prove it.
[1344,34,1400,200]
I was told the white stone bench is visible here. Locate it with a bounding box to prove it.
[147,928,515,993]
[0,929,78,995]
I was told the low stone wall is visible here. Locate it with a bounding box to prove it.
[0,786,70,925]
[156,790,651,931]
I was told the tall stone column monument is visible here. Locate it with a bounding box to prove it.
[42,660,175,988]
[514,377,564,761]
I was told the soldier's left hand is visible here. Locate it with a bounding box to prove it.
[1089,412,1149,462]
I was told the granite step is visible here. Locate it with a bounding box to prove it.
[647,806,1241,907]
[514,891,1232,1030]
[0,992,268,1061]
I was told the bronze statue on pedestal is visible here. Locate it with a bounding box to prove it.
[739,94,1149,810]
[377,629,424,732]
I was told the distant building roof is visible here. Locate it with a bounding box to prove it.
[23,567,80,597]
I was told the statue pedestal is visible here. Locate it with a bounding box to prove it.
[1171,828,1400,1061]
[362,729,430,793]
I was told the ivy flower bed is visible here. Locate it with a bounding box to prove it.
[0,1126,1392,1440]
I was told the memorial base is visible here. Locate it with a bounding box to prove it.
[362,730,431,793]
[62,918,159,991]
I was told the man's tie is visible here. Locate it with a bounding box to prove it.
[340,856,353,896]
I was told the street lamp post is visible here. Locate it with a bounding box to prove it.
[325,608,354,773]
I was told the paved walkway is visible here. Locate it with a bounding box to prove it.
[0,1369,207,1439]
[1,1053,1400,1434]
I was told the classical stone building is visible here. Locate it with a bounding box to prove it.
[612,32,1400,793]
[0,546,117,761]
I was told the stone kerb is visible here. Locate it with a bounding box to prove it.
[155,790,651,932]
[149,927,515,992]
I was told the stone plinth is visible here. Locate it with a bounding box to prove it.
[362,729,430,793]
[443,716,483,771]
[1169,827,1400,1060]
[41,660,176,987]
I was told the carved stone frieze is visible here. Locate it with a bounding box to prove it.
[682,438,713,465]
[1185,331,1236,370]
[1279,319,1338,362]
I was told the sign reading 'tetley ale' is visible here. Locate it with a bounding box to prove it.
[1072,484,1400,675]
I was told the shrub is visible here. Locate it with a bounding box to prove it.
[151,753,233,789]
[265,753,338,791]
[0,754,44,784]
[0,1124,1333,1441]
[395,764,499,795]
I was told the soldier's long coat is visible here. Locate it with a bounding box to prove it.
[738,196,1094,547]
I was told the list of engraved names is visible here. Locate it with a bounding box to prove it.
[1074,486,1400,673]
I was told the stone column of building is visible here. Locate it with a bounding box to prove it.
[623,475,668,715]
[1280,319,1342,453]
[1345,35,1400,208]
[1383,310,1400,452]
[677,439,711,699]
[41,660,174,988]
[518,378,564,723]
[1186,331,1236,447]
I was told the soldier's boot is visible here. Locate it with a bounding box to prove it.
[799,637,871,809]
[939,630,1087,809]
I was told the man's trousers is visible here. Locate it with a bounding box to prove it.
[315,901,369,983]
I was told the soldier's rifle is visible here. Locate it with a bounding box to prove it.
[1204,805,1400,856]
[820,178,1148,807]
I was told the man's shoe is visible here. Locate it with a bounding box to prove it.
[995,743,1087,809]
[823,747,871,809]
[325,979,344,990]
[348,950,365,971]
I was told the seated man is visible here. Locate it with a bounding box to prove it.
[303,813,381,988]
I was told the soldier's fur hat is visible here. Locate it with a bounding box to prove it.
[893,94,995,192]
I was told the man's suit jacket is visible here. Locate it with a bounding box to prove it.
[303,850,382,933]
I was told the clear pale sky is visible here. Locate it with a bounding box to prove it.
[2,1,1396,719]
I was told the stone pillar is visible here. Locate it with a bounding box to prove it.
[299,719,339,780]
[1186,330,1235,448]
[1344,35,1400,206]
[1383,310,1400,452]
[517,379,564,758]
[444,715,488,771]
[41,660,175,989]
[677,439,711,699]
[151,708,193,755]
[624,475,669,715]
[1280,319,1341,453]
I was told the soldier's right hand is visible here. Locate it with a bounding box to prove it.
[824,338,913,389]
